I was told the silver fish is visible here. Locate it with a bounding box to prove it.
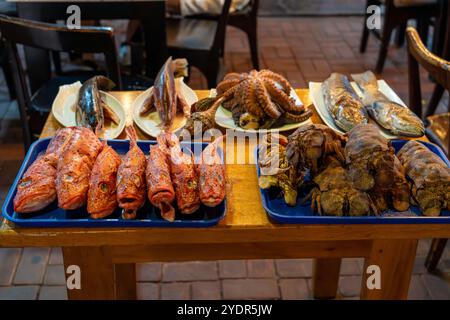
[76,76,118,134]
[352,71,425,137]
[322,73,368,132]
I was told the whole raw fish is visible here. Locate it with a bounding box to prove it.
[146,138,176,221]
[322,73,368,132]
[56,127,103,210]
[164,133,200,214]
[117,126,147,219]
[13,127,75,213]
[76,76,118,134]
[13,154,57,213]
[197,139,226,207]
[153,57,177,130]
[352,71,424,137]
[87,143,121,219]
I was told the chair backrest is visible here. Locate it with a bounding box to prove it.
[211,0,233,51]
[16,1,167,89]
[0,15,121,84]
[406,26,450,118]
[0,14,120,149]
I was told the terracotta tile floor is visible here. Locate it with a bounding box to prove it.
[0,16,449,300]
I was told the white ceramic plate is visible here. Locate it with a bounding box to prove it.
[309,80,407,139]
[132,78,198,137]
[214,87,311,133]
[51,81,126,139]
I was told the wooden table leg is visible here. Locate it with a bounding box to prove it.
[63,246,115,300]
[313,258,342,299]
[361,239,417,300]
[114,263,137,300]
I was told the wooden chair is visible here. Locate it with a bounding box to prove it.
[423,0,449,119]
[0,15,121,150]
[360,0,438,73]
[0,0,16,99]
[167,0,232,88]
[16,1,166,92]
[189,0,260,70]
[407,26,450,273]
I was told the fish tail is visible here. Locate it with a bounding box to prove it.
[125,125,138,147]
[351,71,379,90]
[96,76,116,91]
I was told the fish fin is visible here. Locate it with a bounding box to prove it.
[172,58,189,78]
[102,102,120,125]
[160,202,175,222]
[351,70,379,90]
[95,76,116,91]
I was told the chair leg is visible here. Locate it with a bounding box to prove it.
[425,84,445,118]
[417,17,430,46]
[425,239,448,273]
[205,67,218,88]
[359,1,371,53]
[246,22,259,70]
[395,22,407,47]
[2,61,16,100]
[375,12,396,73]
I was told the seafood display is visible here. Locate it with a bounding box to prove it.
[87,143,121,219]
[13,128,75,213]
[146,141,176,221]
[164,133,201,214]
[76,76,118,133]
[258,134,299,206]
[116,126,147,219]
[286,124,346,176]
[321,73,368,132]
[308,156,377,216]
[352,71,424,137]
[139,57,191,128]
[398,141,450,216]
[197,138,226,207]
[210,70,312,130]
[259,123,446,217]
[345,124,410,212]
[56,127,104,210]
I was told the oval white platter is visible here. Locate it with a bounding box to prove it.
[51,81,126,139]
[132,78,198,137]
[214,87,311,133]
[309,80,408,139]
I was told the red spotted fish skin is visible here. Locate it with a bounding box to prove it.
[87,144,121,219]
[117,126,147,219]
[146,143,176,221]
[198,142,226,207]
[13,154,57,213]
[13,127,75,213]
[164,133,200,214]
[56,127,103,210]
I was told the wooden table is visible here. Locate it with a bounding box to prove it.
[1,89,447,300]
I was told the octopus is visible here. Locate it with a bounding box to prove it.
[214,70,312,129]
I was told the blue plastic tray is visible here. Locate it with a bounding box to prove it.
[2,139,226,227]
[256,140,450,224]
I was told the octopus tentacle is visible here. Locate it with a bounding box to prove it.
[263,78,304,114]
[284,108,312,123]
[216,79,240,96]
[223,72,243,81]
[241,79,265,118]
[254,78,282,119]
[258,70,291,94]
